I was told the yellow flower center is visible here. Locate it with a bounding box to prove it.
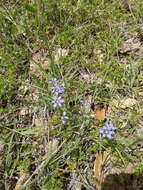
[105,130,109,134]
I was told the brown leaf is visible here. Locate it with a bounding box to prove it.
[54,48,69,62]
[91,104,107,120]
[94,153,103,183]
[94,151,111,190]
[30,49,50,74]
[124,163,134,174]
[120,0,132,12]
[93,108,106,120]
[14,173,30,190]
[120,36,141,54]
[68,173,82,190]
[46,139,59,154]
[111,98,137,109]
[138,91,143,96]
[120,98,137,108]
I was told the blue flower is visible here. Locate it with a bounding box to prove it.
[99,123,116,139]
[52,96,64,108]
[52,86,62,96]
[59,83,65,93]
[61,111,68,124]
[49,78,58,85]
[52,83,65,96]
[80,99,91,110]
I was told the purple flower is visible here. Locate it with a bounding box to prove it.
[52,83,65,95]
[80,100,91,110]
[52,96,64,108]
[52,86,62,96]
[61,111,68,124]
[59,83,65,93]
[99,123,116,139]
[49,78,58,85]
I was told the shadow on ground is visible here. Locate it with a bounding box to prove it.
[101,173,143,190]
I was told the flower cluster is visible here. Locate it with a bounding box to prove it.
[49,78,68,124]
[52,83,65,96]
[99,123,116,139]
[49,78,116,136]
[49,78,65,108]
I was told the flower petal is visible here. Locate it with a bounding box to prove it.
[53,96,57,100]
[107,134,112,139]
[110,131,115,135]
[102,134,106,138]
[99,130,103,134]
[60,99,64,103]
[103,126,108,130]
[62,120,65,124]
[53,103,57,108]
[63,111,66,116]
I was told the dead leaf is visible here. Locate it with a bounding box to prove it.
[79,67,102,84]
[120,0,132,12]
[31,49,48,63]
[120,36,141,54]
[30,49,50,74]
[68,173,82,190]
[124,163,134,174]
[94,151,111,190]
[110,99,119,108]
[46,139,59,154]
[18,107,28,116]
[111,98,137,109]
[14,173,30,190]
[80,72,97,83]
[138,91,143,96]
[120,98,137,108]
[93,108,106,120]
[54,47,69,62]
[94,153,103,183]
[32,116,48,127]
[91,104,107,120]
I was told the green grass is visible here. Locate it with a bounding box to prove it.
[0,0,143,189]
